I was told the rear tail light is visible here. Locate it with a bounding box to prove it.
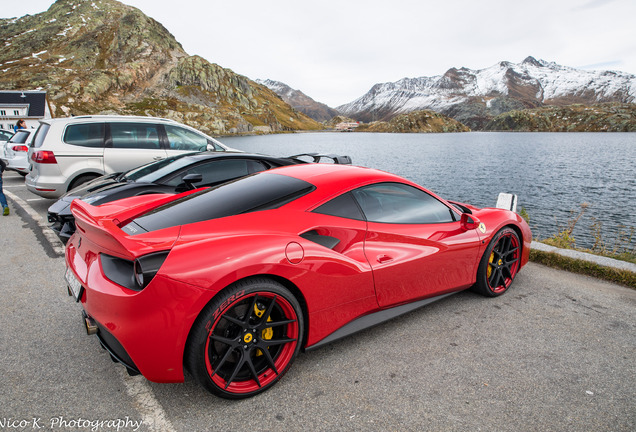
[11,145,29,152]
[31,150,57,164]
[100,251,170,291]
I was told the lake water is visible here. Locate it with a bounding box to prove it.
[222,132,636,250]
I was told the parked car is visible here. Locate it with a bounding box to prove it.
[1,129,33,176]
[26,115,232,198]
[64,163,531,399]
[0,129,13,145]
[0,129,15,165]
[48,151,351,242]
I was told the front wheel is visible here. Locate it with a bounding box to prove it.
[473,227,521,296]
[186,278,304,399]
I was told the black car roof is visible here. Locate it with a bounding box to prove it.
[178,151,300,164]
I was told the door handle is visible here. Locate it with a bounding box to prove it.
[377,254,393,264]
[153,156,164,160]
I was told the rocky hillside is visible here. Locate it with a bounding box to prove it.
[0,0,322,135]
[484,103,636,132]
[257,79,340,122]
[337,57,636,130]
[356,110,469,133]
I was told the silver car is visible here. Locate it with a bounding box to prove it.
[26,115,231,198]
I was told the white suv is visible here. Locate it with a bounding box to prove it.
[26,115,231,198]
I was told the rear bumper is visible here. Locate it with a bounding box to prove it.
[81,310,141,376]
[65,237,215,383]
[5,155,29,172]
[25,174,66,198]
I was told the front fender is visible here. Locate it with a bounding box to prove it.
[473,208,532,267]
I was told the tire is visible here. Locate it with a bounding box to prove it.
[473,227,521,297]
[68,174,99,192]
[186,278,304,399]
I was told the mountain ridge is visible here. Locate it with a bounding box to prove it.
[256,79,340,122]
[0,0,321,135]
[336,56,636,129]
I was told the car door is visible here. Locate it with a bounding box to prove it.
[103,122,168,173]
[352,182,482,307]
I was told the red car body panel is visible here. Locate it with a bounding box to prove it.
[65,164,531,383]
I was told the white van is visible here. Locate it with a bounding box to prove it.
[26,115,231,198]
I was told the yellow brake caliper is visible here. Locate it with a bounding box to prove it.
[487,251,494,278]
[254,303,273,356]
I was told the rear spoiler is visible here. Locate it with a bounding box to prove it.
[289,153,352,164]
[69,191,200,258]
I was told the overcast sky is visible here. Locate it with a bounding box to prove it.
[3,0,636,107]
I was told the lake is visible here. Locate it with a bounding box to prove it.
[222,132,636,250]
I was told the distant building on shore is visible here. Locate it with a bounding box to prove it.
[0,90,52,131]
[334,121,359,132]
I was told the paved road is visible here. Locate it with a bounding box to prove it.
[1,171,635,431]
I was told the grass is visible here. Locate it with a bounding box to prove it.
[529,249,636,289]
[526,203,636,289]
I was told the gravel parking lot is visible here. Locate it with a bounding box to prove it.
[1,171,634,431]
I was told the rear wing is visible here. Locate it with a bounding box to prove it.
[289,153,352,164]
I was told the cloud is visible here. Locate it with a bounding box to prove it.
[2,0,635,107]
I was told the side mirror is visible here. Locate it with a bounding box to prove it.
[182,173,203,190]
[460,213,481,231]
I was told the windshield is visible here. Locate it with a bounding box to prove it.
[122,153,199,183]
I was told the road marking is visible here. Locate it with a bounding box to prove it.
[5,190,65,256]
[120,370,177,432]
[27,198,48,202]
[5,189,176,432]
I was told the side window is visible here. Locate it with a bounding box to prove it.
[313,192,365,220]
[110,123,160,149]
[163,159,267,187]
[164,125,209,151]
[352,183,455,224]
[63,123,105,148]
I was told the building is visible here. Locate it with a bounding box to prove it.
[334,121,359,132]
[0,90,52,131]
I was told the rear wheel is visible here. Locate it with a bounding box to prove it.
[474,227,521,296]
[68,174,99,192]
[186,278,304,399]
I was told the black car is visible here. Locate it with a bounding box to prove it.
[48,151,351,242]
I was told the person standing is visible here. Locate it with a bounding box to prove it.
[13,119,26,133]
[0,158,9,215]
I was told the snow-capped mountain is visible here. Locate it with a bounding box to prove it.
[336,57,636,129]
[257,79,339,122]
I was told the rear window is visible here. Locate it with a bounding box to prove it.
[124,172,314,234]
[8,130,30,144]
[63,123,105,147]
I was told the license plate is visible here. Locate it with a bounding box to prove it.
[65,267,83,302]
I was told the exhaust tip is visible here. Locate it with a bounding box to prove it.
[83,314,99,335]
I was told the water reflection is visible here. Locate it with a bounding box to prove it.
[224,132,636,249]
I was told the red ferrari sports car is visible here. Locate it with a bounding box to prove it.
[65,164,531,399]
